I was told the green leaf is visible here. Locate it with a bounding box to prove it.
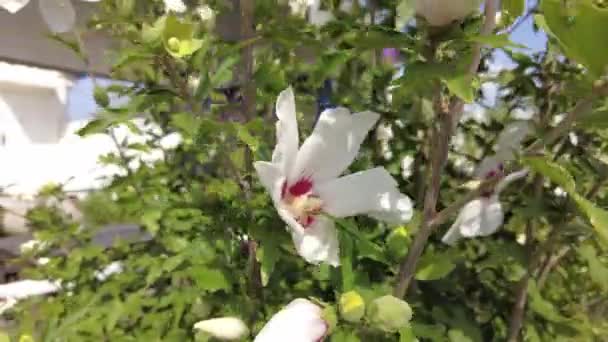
[541,0,608,78]
[192,268,231,292]
[468,34,527,49]
[235,124,260,152]
[338,230,355,292]
[521,156,576,193]
[0,332,9,342]
[256,238,280,287]
[76,118,111,137]
[412,323,446,342]
[415,251,456,281]
[163,15,203,57]
[171,112,201,138]
[572,194,608,248]
[448,330,474,342]
[210,55,240,88]
[399,325,419,342]
[577,109,608,129]
[93,86,110,107]
[528,280,567,322]
[444,75,478,103]
[501,0,526,26]
[141,209,163,235]
[396,0,415,29]
[142,16,166,45]
[330,329,360,342]
[578,244,608,291]
[333,217,389,264]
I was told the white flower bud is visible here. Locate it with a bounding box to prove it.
[194,317,249,341]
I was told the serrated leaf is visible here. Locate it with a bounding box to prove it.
[521,156,576,193]
[444,75,478,103]
[192,268,231,292]
[572,194,608,248]
[541,0,608,78]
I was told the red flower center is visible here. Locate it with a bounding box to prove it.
[281,178,321,228]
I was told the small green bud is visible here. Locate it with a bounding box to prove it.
[339,291,366,322]
[387,226,410,260]
[368,295,413,333]
[167,37,181,51]
[93,86,110,107]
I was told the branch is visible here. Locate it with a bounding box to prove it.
[525,82,608,154]
[428,178,498,228]
[537,245,571,290]
[393,0,499,299]
[506,174,543,342]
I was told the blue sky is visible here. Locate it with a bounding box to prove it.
[67,3,548,120]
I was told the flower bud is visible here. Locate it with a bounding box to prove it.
[339,291,365,322]
[387,227,410,260]
[368,295,413,333]
[93,86,110,108]
[415,0,482,27]
[167,37,181,51]
[194,317,249,341]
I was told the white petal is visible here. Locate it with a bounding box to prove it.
[474,155,503,180]
[367,191,414,225]
[316,167,413,223]
[0,0,30,13]
[495,121,532,160]
[272,87,300,175]
[194,317,249,340]
[94,261,123,281]
[451,197,503,239]
[290,108,379,184]
[39,0,76,33]
[495,169,529,195]
[441,224,464,245]
[253,161,285,203]
[290,216,339,266]
[163,0,186,12]
[0,297,18,315]
[255,298,327,342]
[0,280,60,299]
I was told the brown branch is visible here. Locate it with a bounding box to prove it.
[537,245,571,290]
[393,0,499,299]
[506,174,543,342]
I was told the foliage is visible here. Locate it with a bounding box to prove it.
[3,0,608,341]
